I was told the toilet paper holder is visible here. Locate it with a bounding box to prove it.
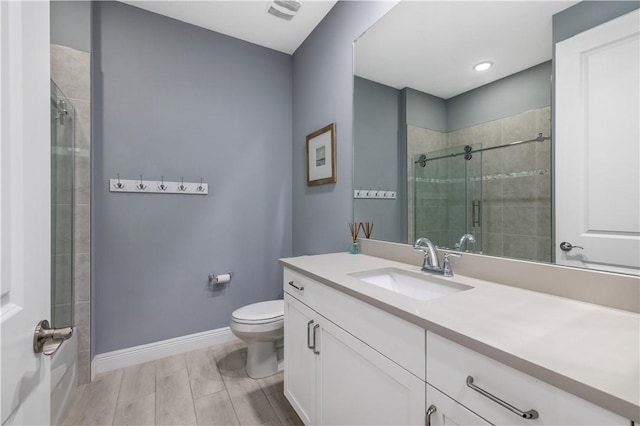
[208,272,233,285]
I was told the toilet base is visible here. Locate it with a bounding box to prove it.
[245,340,281,379]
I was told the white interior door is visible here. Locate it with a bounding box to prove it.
[555,9,640,275]
[1,1,52,424]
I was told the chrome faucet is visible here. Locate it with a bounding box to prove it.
[456,233,476,252]
[413,237,440,271]
[414,237,461,277]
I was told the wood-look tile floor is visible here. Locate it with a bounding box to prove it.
[62,341,303,426]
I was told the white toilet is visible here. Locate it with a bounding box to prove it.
[230,300,284,379]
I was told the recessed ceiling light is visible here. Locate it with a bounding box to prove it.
[474,62,493,72]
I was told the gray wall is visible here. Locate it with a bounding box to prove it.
[291,1,397,256]
[92,2,292,354]
[553,0,639,44]
[353,77,402,242]
[50,0,92,52]
[447,61,552,131]
[405,88,447,132]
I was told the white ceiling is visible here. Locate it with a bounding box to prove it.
[355,1,578,99]
[119,0,338,54]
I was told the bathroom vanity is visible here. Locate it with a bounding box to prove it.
[280,251,639,425]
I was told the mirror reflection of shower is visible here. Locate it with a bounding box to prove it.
[411,128,552,262]
[413,143,483,253]
[51,81,75,329]
[56,99,69,125]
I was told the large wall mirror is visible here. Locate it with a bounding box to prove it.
[353,1,640,275]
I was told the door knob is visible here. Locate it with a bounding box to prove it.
[559,241,584,252]
[33,320,73,356]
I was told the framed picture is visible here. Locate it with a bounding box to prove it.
[306,123,336,186]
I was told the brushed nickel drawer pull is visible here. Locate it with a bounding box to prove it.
[466,376,539,420]
[307,320,314,349]
[426,404,437,426]
[288,281,304,291]
[312,324,320,354]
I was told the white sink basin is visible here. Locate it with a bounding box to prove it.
[349,268,472,301]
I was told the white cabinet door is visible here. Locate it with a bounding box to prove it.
[426,384,491,426]
[0,1,52,424]
[284,294,317,425]
[555,9,640,275]
[317,316,425,426]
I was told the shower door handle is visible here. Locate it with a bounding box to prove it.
[472,200,481,227]
[33,320,73,356]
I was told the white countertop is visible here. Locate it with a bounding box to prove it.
[280,252,640,422]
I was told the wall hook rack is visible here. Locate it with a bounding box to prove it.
[353,188,397,200]
[109,175,208,195]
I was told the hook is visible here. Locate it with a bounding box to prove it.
[178,177,187,192]
[114,173,125,189]
[196,178,205,192]
[136,175,147,190]
[158,176,167,191]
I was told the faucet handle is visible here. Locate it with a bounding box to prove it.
[442,252,461,277]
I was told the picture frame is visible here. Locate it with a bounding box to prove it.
[306,123,336,186]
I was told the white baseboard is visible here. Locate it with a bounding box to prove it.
[91,327,239,380]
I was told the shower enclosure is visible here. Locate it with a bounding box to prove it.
[413,132,552,262]
[51,81,74,328]
[50,81,78,425]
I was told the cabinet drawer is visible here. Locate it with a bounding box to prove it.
[426,331,629,425]
[426,384,490,426]
[284,267,425,380]
[284,268,317,305]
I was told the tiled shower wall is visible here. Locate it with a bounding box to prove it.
[409,106,552,263]
[51,44,92,384]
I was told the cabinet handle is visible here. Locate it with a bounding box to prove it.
[307,320,314,349]
[288,281,304,291]
[466,376,539,420]
[312,324,320,354]
[426,404,437,426]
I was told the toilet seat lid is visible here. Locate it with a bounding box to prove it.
[232,300,284,322]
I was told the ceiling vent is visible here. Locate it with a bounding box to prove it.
[267,0,302,21]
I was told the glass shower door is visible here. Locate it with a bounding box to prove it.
[51,81,75,328]
[414,146,465,249]
[464,145,482,253]
[413,144,482,252]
